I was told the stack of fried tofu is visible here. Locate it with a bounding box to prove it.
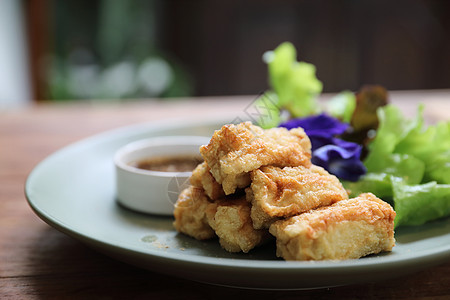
[173,122,396,260]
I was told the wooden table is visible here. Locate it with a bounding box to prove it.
[1,91,449,299]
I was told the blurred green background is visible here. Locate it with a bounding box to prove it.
[22,0,450,102]
[45,0,193,101]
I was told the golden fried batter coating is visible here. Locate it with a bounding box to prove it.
[248,165,348,229]
[174,186,269,252]
[269,193,396,261]
[190,162,225,200]
[205,196,271,253]
[173,186,215,240]
[200,122,311,195]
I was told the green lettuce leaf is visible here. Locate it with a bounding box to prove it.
[393,180,450,228]
[395,121,450,184]
[344,153,424,200]
[365,153,425,184]
[344,173,394,200]
[326,91,356,123]
[424,150,450,184]
[364,104,422,170]
[265,42,322,118]
[358,104,450,227]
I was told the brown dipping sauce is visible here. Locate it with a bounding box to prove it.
[131,155,203,172]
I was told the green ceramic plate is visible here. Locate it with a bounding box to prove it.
[25,117,450,290]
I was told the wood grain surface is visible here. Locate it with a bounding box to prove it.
[1,92,449,299]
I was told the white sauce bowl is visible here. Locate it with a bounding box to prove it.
[114,136,210,215]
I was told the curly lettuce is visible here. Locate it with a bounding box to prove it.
[393,180,450,227]
[256,42,322,126]
[345,104,450,227]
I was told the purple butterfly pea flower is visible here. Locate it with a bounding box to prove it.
[280,113,348,136]
[280,113,349,150]
[312,139,366,181]
[279,113,366,181]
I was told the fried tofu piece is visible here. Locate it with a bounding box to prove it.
[173,186,215,240]
[190,162,225,200]
[174,186,269,252]
[200,122,312,195]
[205,196,271,253]
[248,165,348,229]
[269,193,396,261]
